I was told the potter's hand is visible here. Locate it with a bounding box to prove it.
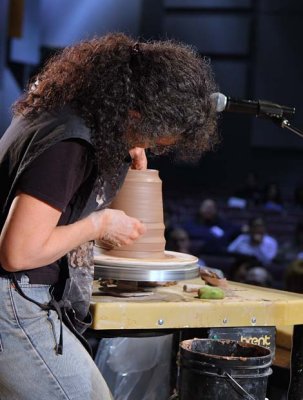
[129,147,147,170]
[90,209,146,248]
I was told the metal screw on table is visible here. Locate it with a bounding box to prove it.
[251,317,257,324]
[158,319,164,325]
[223,318,228,324]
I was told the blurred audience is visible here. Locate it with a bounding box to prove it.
[182,198,240,254]
[165,227,191,254]
[276,220,303,265]
[235,171,262,206]
[229,258,273,287]
[227,217,278,266]
[164,226,224,276]
[262,182,284,213]
[163,176,303,289]
[229,257,258,282]
[245,266,273,287]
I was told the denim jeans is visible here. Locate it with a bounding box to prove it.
[0,275,113,400]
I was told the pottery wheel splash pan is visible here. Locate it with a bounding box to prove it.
[94,249,200,282]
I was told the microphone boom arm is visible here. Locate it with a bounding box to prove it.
[259,100,295,119]
[262,113,303,140]
[211,92,303,139]
[281,118,303,140]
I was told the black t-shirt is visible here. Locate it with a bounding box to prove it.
[2,139,93,284]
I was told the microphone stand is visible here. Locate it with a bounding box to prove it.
[288,324,303,400]
[279,118,303,139]
[262,113,303,140]
[255,99,303,139]
[236,107,303,400]
[261,113,303,400]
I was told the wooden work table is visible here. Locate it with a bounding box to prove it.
[90,278,303,399]
[90,278,303,330]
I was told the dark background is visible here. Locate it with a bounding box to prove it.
[1,0,302,193]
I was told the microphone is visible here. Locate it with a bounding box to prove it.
[210,92,296,119]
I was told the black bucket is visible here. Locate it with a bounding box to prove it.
[178,338,272,400]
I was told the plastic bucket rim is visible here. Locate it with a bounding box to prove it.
[180,338,272,362]
[180,356,273,371]
[180,363,273,379]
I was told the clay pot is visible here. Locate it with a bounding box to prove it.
[101,169,166,259]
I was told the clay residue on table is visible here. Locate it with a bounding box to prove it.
[92,289,187,303]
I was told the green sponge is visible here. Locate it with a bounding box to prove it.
[198,286,225,299]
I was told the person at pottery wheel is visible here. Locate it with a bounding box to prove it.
[0,33,218,400]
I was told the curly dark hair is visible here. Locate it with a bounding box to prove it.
[13,33,218,190]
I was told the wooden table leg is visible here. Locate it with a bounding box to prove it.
[288,324,303,399]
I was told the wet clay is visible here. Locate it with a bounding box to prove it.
[100,169,167,258]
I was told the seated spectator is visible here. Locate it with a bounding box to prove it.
[235,171,262,206]
[229,258,273,287]
[229,257,258,282]
[245,266,273,287]
[262,182,284,213]
[165,226,223,276]
[276,220,303,265]
[182,198,240,254]
[227,217,278,266]
[165,227,191,254]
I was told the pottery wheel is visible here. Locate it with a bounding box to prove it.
[94,247,200,282]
